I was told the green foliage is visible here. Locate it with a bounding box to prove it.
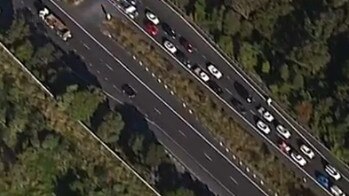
[58,85,104,121]
[96,112,124,144]
[165,187,195,196]
[222,9,241,36]
[0,47,154,196]
[238,41,259,71]
[14,39,33,62]
[168,0,349,171]
[103,17,314,196]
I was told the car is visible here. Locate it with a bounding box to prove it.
[207,63,223,79]
[145,21,158,36]
[257,106,274,122]
[192,65,210,82]
[256,120,271,134]
[179,36,193,53]
[145,10,159,25]
[278,140,291,154]
[121,2,138,19]
[175,51,192,68]
[266,97,272,105]
[233,81,253,103]
[121,84,136,98]
[161,22,176,39]
[276,124,291,139]
[207,80,223,95]
[316,172,330,189]
[163,39,177,54]
[325,165,341,181]
[291,152,307,166]
[331,185,345,196]
[230,97,247,115]
[127,0,136,5]
[300,144,315,159]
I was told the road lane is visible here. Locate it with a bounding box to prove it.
[36,0,270,195]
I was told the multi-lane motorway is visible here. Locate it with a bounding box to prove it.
[95,0,349,195]
[24,0,349,195]
[21,0,275,195]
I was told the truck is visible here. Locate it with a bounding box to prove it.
[39,7,72,41]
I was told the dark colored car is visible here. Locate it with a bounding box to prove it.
[161,22,176,39]
[179,36,193,53]
[230,97,246,115]
[233,81,253,103]
[207,80,223,95]
[315,171,330,189]
[175,50,192,69]
[121,84,136,98]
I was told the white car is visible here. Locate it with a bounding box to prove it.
[266,97,272,105]
[325,165,341,181]
[300,144,315,159]
[256,120,270,134]
[291,152,307,166]
[199,71,210,82]
[330,185,345,196]
[276,125,291,139]
[207,64,222,79]
[163,40,177,54]
[121,1,138,19]
[145,10,160,25]
[257,106,274,122]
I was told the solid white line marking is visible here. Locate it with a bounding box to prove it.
[49,3,259,195]
[230,176,238,184]
[204,153,212,161]
[178,129,186,137]
[154,108,161,115]
[105,63,113,71]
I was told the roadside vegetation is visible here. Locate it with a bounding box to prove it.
[0,9,210,196]
[0,41,153,196]
[102,16,316,195]
[168,0,349,163]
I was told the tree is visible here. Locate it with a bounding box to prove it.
[165,187,195,196]
[4,15,30,45]
[194,0,207,24]
[217,35,234,57]
[144,143,168,168]
[292,73,304,90]
[238,41,259,71]
[222,9,241,36]
[289,41,330,75]
[261,61,270,74]
[58,85,104,121]
[29,43,62,67]
[14,40,34,62]
[129,134,145,162]
[280,64,289,81]
[96,112,124,144]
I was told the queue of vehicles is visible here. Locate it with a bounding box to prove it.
[119,3,347,195]
[45,1,346,195]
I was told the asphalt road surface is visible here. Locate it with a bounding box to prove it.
[20,0,276,195]
[88,0,349,195]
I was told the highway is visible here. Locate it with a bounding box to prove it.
[87,0,349,195]
[24,0,273,195]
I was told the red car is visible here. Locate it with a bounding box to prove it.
[179,36,193,53]
[278,141,291,154]
[145,22,158,36]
